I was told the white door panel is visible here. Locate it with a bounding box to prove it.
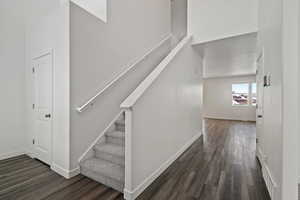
[33,52,53,165]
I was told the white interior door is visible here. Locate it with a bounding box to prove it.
[33,52,53,165]
[256,53,264,150]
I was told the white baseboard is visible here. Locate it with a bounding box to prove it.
[25,151,35,159]
[0,150,80,179]
[256,146,277,200]
[261,163,277,200]
[256,146,267,163]
[204,116,256,122]
[0,150,25,161]
[51,163,80,179]
[124,131,202,200]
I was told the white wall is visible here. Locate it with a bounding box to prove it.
[71,0,107,22]
[25,0,71,175]
[199,33,257,78]
[124,39,203,197]
[203,54,256,78]
[70,0,171,170]
[203,76,256,121]
[188,0,258,44]
[257,0,298,199]
[0,0,26,159]
[171,0,187,44]
[281,0,299,198]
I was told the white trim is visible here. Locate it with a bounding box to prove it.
[191,30,258,45]
[51,163,80,179]
[261,162,278,200]
[25,151,35,159]
[68,167,81,178]
[32,48,53,60]
[256,146,267,163]
[121,36,191,109]
[256,146,277,199]
[124,108,133,193]
[203,73,256,80]
[256,49,264,63]
[0,150,25,161]
[77,110,124,163]
[204,116,256,122]
[124,131,202,200]
[77,34,172,113]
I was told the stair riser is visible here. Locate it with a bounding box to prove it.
[106,136,125,146]
[115,124,125,132]
[81,167,124,192]
[94,151,125,167]
[121,113,125,121]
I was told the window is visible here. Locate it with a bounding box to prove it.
[232,83,249,105]
[232,82,257,106]
[251,83,257,106]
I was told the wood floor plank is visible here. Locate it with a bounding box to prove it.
[78,185,109,200]
[0,164,49,191]
[96,189,122,200]
[43,178,93,200]
[0,119,270,200]
[137,119,270,200]
[0,155,29,166]
[17,175,85,200]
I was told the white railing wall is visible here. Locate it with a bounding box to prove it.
[121,37,204,199]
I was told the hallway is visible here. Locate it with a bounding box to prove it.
[137,119,270,200]
[0,119,270,200]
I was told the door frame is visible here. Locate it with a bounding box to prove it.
[255,49,265,161]
[32,49,54,166]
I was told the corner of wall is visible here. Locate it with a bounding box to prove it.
[51,163,80,179]
[70,0,107,23]
[124,131,202,200]
[0,151,26,161]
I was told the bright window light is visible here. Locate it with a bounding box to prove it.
[232,82,257,106]
[232,83,249,106]
[251,83,257,106]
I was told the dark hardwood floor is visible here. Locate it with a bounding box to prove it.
[137,119,270,200]
[0,155,124,200]
[0,119,270,200]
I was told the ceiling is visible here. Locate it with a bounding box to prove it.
[193,32,258,78]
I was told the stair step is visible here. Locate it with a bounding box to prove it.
[115,120,125,132]
[115,119,125,125]
[106,131,125,146]
[106,131,124,138]
[94,144,125,166]
[80,158,124,192]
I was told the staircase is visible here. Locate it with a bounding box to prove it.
[79,113,125,192]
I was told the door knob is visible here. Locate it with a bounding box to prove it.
[45,114,51,118]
